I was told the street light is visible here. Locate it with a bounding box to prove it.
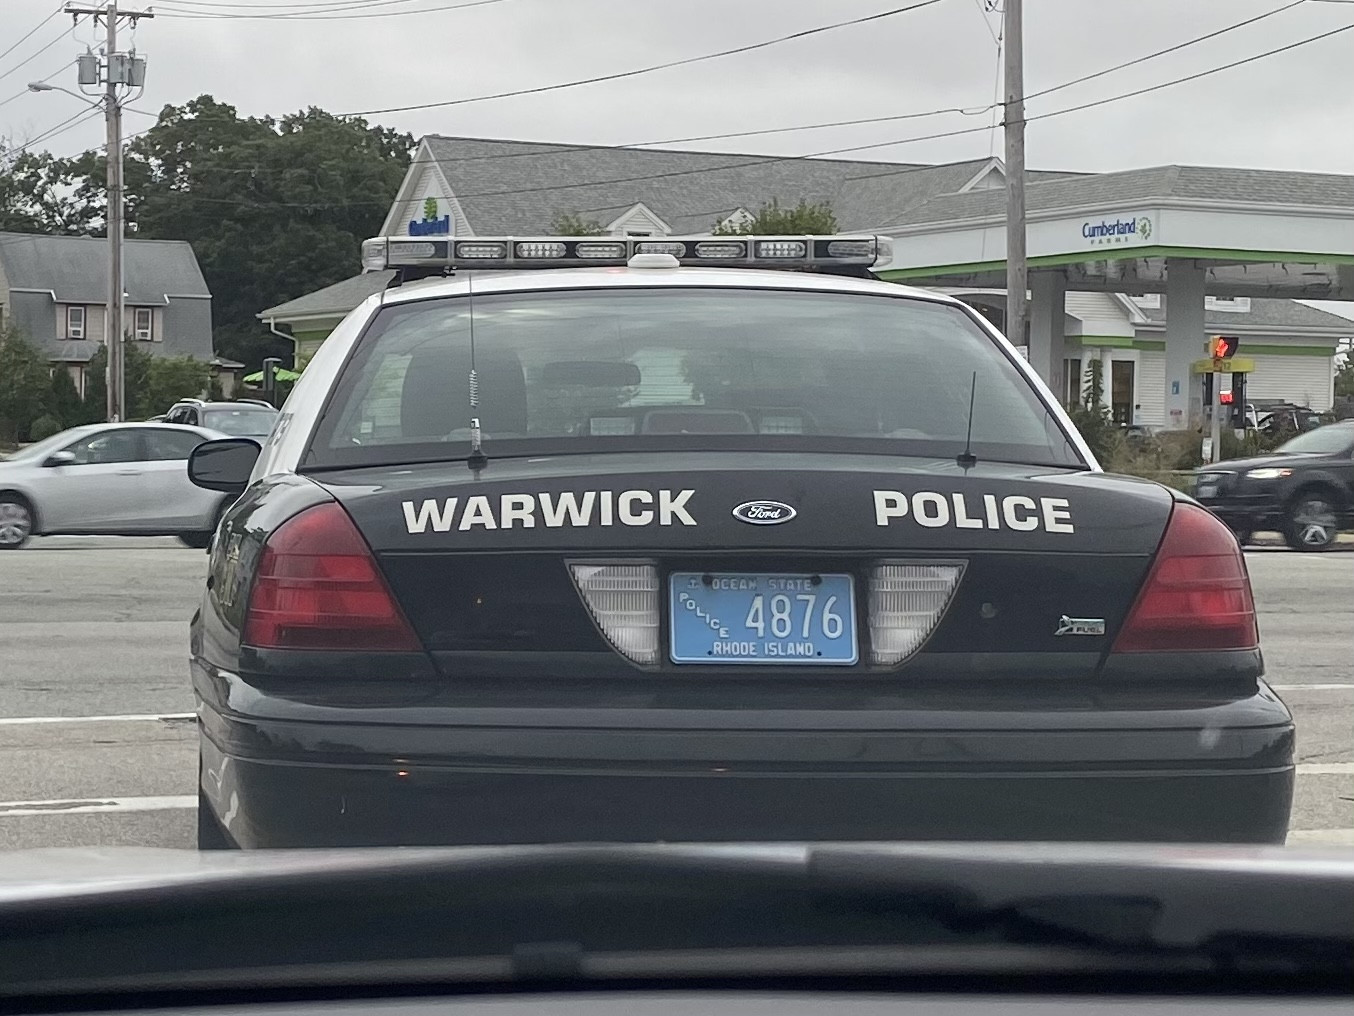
[26,81,99,105]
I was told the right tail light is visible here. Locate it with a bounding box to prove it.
[1112,502,1258,653]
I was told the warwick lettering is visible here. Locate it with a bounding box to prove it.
[402,489,698,533]
[873,490,1074,533]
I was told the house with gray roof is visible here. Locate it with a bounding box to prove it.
[0,231,217,397]
[258,137,1353,426]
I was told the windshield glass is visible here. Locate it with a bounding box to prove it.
[1276,425,1354,455]
[307,288,1081,469]
[203,408,277,438]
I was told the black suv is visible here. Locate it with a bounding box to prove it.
[1194,420,1354,551]
[164,399,279,441]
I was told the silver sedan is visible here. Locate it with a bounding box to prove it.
[0,422,231,550]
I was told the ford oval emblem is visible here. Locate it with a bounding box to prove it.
[732,500,797,525]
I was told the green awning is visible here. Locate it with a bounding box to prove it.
[243,367,302,383]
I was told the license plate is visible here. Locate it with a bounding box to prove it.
[668,572,857,665]
[1196,483,1218,499]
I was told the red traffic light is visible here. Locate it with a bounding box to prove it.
[1211,335,1240,359]
[1220,390,1234,405]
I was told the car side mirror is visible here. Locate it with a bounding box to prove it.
[188,438,261,494]
[43,450,77,468]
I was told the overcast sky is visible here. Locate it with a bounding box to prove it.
[3,0,1353,321]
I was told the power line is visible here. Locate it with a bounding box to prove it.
[150,0,511,20]
[1024,0,1308,103]
[0,60,76,113]
[0,23,77,87]
[0,2,65,66]
[846,16,1354,186]
[14,105,104,155]
[340,0,949,116]
[133,13,1354,212]
[161,0,1323,183]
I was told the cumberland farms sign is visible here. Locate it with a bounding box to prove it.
[1081,214,1153,247]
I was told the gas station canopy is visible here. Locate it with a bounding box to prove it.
[870,165,1354,429]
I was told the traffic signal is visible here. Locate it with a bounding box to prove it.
[1210,335,1240,359]
[1219,390,1234,405]
[1229,371,1248,429]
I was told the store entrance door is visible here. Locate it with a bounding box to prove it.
[1111,360,1135,426]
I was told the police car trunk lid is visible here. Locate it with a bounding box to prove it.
[309,452,1173,672]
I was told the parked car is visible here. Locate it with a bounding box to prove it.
[1193,419,1354,550]
[0,422,231,550]
[163,398,279,440]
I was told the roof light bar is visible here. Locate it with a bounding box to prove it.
[360,233,893,273]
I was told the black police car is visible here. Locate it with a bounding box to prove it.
[185,234,1293,849]
[1194,420,1354,551]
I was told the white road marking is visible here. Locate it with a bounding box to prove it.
[0,795,196,817]
[1295,762,1354,776]
[0,713,195,726]
[1287,829,1354,846]
[1271,684,1354,692]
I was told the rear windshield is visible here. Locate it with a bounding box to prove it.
[305,287,1083,468]
[204,408,277,437]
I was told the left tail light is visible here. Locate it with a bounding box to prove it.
[243,502,421,651]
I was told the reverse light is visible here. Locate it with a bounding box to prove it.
[868,562,966,666]
[1112,502,1258,653]
[568,562,659,665]
[1246,467,1291,480]
[243,503,421,652]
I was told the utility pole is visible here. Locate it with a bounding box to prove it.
[1003,0,1027,351]
[64,3,152,423]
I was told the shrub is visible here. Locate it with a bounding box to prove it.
[29,414,64,441]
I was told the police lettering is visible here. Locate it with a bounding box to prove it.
[402,489,698,534]
[873,490,1074,534]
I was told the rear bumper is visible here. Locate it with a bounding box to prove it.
[197,670,1296,849]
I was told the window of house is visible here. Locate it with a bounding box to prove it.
[134,308,152,340]
[67,306,85,339]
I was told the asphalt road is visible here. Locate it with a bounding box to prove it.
[0,536,1349,850]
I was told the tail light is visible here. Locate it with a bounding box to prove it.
[243,502,421,651]
[1112,502,1258,653]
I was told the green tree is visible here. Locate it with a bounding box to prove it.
[1065,359,1122,466]
[713,198,838,235]
[0,143,98,234]
[141,356,211,417]
[64,96,414,372]
[44,368,84,427]
[549,212,608,235]
[0,325,52,442]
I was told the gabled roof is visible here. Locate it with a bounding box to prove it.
[416,136,1042,235]
[258,270,392,320]
[893,165,1354,228]
[0,232,210,303]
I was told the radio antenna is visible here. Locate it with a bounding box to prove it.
[465,271,488,472]
[957,370,978,470]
